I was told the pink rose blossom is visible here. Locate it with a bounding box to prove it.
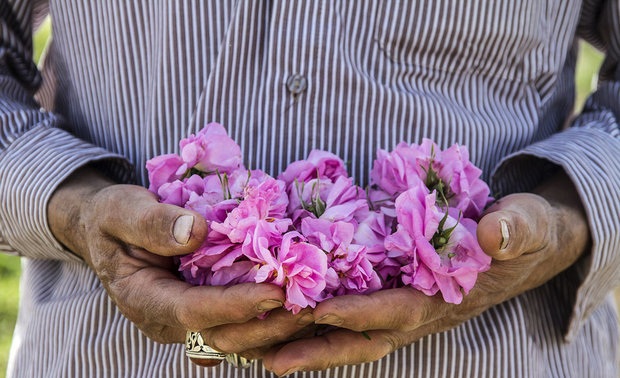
[156,173,210,207]
[209,176,291,259]
[179,122,243,174]
[370,139,492,219]
[146,154,187,193]
[385,186,491,304]
[288,176,367,226]
[210,260,258,286]
[255,231,328,314]
[150,125,493,310]
[178,243,240,285]
[182,169,251,221]
[302,218,381,296]
[353,209,402,286]
[243,174,289,219]
[278,149,349,187]
[156,180,190,206]
[438,144,492,219]
[370,143,424,197]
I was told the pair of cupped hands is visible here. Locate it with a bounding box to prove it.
[48,167,589,376]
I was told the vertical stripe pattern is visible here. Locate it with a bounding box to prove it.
[2,0,620,377]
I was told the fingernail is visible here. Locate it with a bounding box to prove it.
[257,300,283,312]
[499,219,510,250]
[315,314,343,326]
[173,215,194,245]
[297,313,315,326]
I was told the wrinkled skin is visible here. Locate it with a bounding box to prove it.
[47,167,314,349]
[261,171,590,376]
[48,168,589,375]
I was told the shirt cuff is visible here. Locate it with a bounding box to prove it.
[0,124,133,261]
[491,127,620,341]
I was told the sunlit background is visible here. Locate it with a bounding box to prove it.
[0,18,609,377]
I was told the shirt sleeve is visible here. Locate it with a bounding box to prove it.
[491,0,620,341]
[0,1,132,261]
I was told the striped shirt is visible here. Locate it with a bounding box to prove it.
[2,0,620,377]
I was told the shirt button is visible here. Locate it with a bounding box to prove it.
[286,74,308,94]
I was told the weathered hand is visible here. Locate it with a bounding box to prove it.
[47,167,312,354]
[262,172,590,376]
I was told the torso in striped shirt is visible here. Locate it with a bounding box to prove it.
[5,0,619,377]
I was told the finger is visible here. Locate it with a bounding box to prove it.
[121,279,285,342]
[477,193,551,260]
[94,185,208,256]
[108,248,285,342]
[311,288,449,332]
[133,278,284,332]
[233,322,320,361]
[200,308,316,354]
[262,328,401,376]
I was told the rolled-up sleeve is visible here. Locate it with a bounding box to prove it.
[0,1,131,261]
[491,0,620,341]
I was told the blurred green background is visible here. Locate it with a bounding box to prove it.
[0,255,20,378]
[0,18,51,377]
[0,19,608,378]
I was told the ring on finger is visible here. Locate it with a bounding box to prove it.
[185,331,253,368]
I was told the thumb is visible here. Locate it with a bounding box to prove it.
[96,185,208,256]
[476,193,552,261]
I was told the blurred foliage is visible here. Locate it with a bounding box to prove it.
[0,255,20,377]
[0,16,50,378]
[575,41,605,112]
[0,19,609,378]
[33,16,52,65]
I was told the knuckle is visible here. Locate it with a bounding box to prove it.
[175,304,205,331]
[375,333,401,359]
[93,259,117,284]
[201,330,237,354]
[139,205,166,233]
[137,204,175,249]
[108,282,143,322]
[221,287,262,321]
[174,305,194,330]
[395,304,422,332]
[396,298,430,332]
[91,186,123,223]
[93,246,130,287]
[223,306,252,323]
[140,325,170,344]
